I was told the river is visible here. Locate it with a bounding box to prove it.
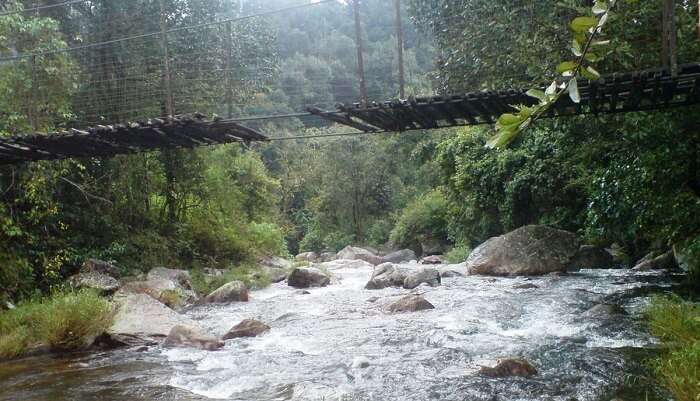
[0,263,683,401]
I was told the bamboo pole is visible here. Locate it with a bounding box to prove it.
[159,0,174,116]
[394,0,405,99]
[353,0,368,106]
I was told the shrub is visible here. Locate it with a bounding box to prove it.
[0,290,113,359]
[191,264,271,296]
[445,244,472,264]
[646,296,700,345]
[389,189,449,250]
[654,341,700,401]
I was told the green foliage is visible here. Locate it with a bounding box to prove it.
[0,290,113,359]
[190,264,271,295]
[647,296,700,401]
[389,189,449,251]
[444,244,472,264]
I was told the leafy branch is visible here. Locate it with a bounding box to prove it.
[487,0,616,149]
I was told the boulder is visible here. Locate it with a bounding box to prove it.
[164,325,223,351]
[403,268,441,289]
[287,267,330,288]
[568,245,615,270]
[147,267,194,290]
[260,256,292,270]
[479,358,537,378]
[108,293,200,346]
[222,319,271,340]
[315,259,373,271]
[581,304,627,319]
[202,281,249,304]
[385,295,435,313]
[320,251,336,262]
[336,246,383,265]
[420,255,444,265]
[467,225,579,276]
[265,267,288,283]
[68,272,120,295]
[632,251,678,271]
[439,269,465,278]
[80,259,121,278]
[381,249,417,264]
[365,263,408,290]
[295,252,319,263]
[120,277,197,308]
[513,283,539,290]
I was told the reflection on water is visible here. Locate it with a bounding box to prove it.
[0,265,682,401]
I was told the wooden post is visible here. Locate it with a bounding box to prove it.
[353,0,368,106]
[662,0,678,76]
[394,0,405,99]
[662,0,669,70]
[225,21,233,118]
[159,0,174,116]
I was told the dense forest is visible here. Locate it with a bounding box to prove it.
[0,1,699,399]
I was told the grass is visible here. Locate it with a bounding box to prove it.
[191,263,271,295]
[646,296,700,401]
[444,244,472,264]
[0,290,113,360]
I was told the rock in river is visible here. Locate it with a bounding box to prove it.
[336,246,383,265]
[568,245,615,270]
[202,281,249,304]
[287,267,330,288]
[223,319,271,339]
[385,295,435,313]
[381,249,416,264]
[479,358,538,378]
[365,263,407,289]
[581,303,627,319]
[164,325,223,351]
[403,268,441,289]
[467,225,579,276]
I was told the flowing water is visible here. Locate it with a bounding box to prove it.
[0,264,684,401]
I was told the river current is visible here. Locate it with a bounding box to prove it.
[0,263,682,401]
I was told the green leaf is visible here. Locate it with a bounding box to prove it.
[568,78,581,103]
[571,39,582,57]
[591,40,611,47]
[580,66,601,80]
[570,16,598,33]
[557,61,577,75]
[545,81,558,97]
[486,125,520,149]
[526,89,547,103]
[585,52,600,62]
[496,113,523,128]
[592,0,608,15]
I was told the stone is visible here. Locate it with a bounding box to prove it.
[320,251,336,262]
[581,304,627,319]
[119,277,197,308]
[568,245,615,270]
[202,281,249,304]
[336,246,383,265]
[420,255,444,265]
[80,259,121,278]
[265,267,288,283]
[467,225,580,276]
[164,325,223,351]
[315,259,374,271]
[295,290,311,295]
[352,356,370,369]
[295,252,319,263]
[68,272,120,295]
[147,267,193,290]
[108,293,200,346]
[381,249,417,264]
[365,263,408,290]
[287,267,330,288]
[403,268,441,289]
[632,251,679,271]
[222,319,271,340]
[479,358,537,378]
[439,269,465,278]
[513,283,539,290]
[260,256,292,270]
[385,295,435,313]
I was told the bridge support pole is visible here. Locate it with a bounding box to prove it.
[662,0,678,77]
[353,0,368,106]
[159,0,174,116]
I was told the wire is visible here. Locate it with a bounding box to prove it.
[0,0,90,17]
[0,0,338,62]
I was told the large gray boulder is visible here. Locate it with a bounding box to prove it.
[287,267,330,288]
[260,256,292,270]
[68,272,120,295]
[108,293,200,346]
[420,255,444,265]
[202,281,249,304]
[266,267,288,283]
[80,259,121,278]
[385,295,435,313]
[164,325,223,351]
[421,237,445,256]
[147,267,193,290]
[467,225,580,276]
[295,252,319,263]
[381,249,417,264]
[365,263,408,289]
[223,319,271,340]
[336,246,383,265]
[568,245,615,270]
[403,268,441,289]
[119,276,197,308]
